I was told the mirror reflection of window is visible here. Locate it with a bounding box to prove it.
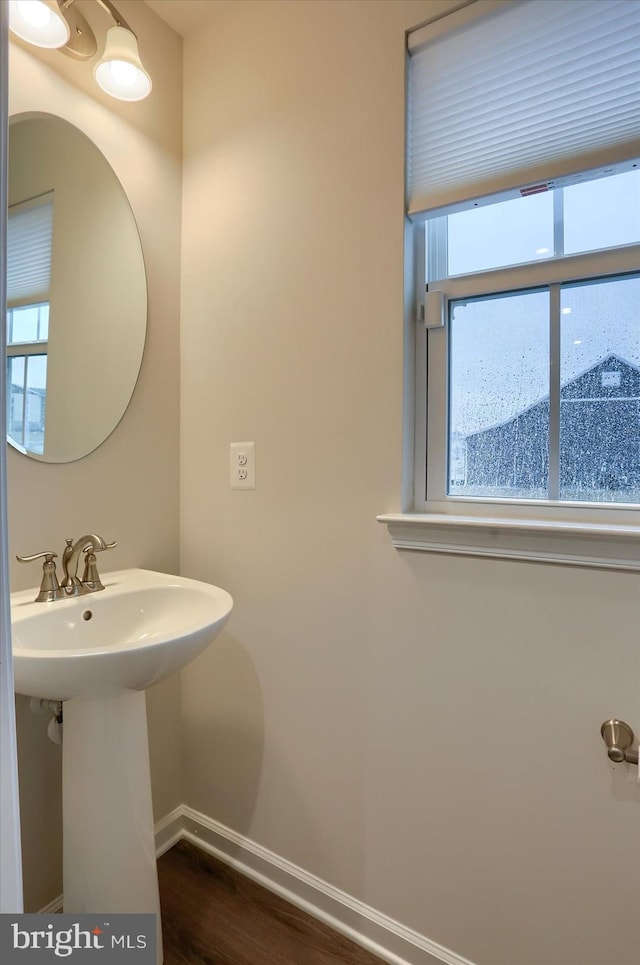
[6,193,53,455]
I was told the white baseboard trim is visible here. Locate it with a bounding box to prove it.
[155,804,475,965]
[154,805,185,857]
[38,894,63,914]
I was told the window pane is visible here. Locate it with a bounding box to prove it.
[9,305,40,343]
[564,171,640,255]
[447,192,554,276]
[449,290,549,499]
[8,357,25,447]
[25,355,47,455]
[7,354,47,454]
[560,274,640,503]
[38,304,49,340]
[8,303,49,343]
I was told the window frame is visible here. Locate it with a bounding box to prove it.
[378,199,640,571]
[417,234,640,518]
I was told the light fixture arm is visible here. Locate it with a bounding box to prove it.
[95,0,135,36]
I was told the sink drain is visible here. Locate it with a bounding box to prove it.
[82,610,93,621]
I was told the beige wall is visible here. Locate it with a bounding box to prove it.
[179,3,640,964]
[8,0,182,912]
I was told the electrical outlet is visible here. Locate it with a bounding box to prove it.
[230,442,255,490]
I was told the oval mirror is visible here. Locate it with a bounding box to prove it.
[7,113,147,462]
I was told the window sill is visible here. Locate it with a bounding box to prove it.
[377,513,640,571]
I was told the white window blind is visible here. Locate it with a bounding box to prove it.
[407,0,640,220]
[7,193,53,308]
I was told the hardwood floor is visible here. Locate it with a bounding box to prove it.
[157,840,386,965]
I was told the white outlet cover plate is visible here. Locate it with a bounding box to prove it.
[230,441,255,490]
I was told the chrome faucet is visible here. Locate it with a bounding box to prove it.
[18,534,117,602]
[61,534,116,590]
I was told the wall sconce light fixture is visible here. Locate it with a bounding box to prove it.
[8,0,152,101]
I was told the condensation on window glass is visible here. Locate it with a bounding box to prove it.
[7,354,47,455]
[448,290,549,498]
[560,274,640,503]
[8,303,49,344]
[446,191,554,277]
[564,171,640,255]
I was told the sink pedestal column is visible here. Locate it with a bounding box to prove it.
[62,691,163,964]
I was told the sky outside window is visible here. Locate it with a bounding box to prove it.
[447,192,554,276]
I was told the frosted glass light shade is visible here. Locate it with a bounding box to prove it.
[94,26,152,102]
[9,0,70,48]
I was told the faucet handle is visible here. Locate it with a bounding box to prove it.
[81,540,116,591]
[16,552,61,603]
[16,550,58,565]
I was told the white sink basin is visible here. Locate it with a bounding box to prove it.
[10,567,233,700]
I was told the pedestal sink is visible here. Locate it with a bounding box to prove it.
[10,568,233,964]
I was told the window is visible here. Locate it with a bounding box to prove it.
[427,174,640,507]
[6,304,49,454]
[379,0,640,568]
[6,194,53,455]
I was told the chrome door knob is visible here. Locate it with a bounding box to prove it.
[601,719,637,764]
